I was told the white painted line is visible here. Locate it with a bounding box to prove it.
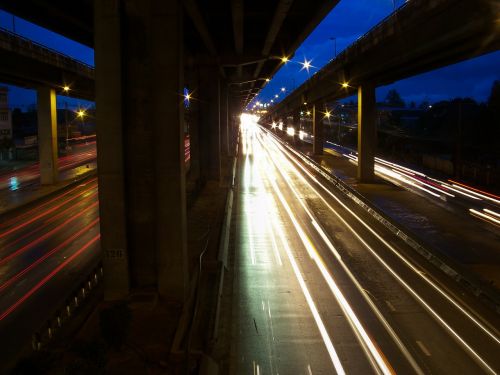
[385,300,396,312]
[416,340,431,357]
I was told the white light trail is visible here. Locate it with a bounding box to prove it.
[262,128,499,373]
[258,134,394,375]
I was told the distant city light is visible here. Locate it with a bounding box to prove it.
[281,87,286,92]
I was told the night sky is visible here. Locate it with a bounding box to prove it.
[251,0,500,108]
[0,1,499,110]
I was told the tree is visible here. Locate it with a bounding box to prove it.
[487,80,500,111]
[384,89,405,107]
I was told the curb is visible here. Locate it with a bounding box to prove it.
[211,147,238,346]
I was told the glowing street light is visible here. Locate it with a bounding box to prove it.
[281,87,286,92]
[324,110,331,119]
[265,78,270,82]
[184,91,192,101]
[300,58,312,73]
[275,94,279,98]
[77,109,86,118]
[281,56,289,63]
[306,110,311,116]
[63,85,70,93]
[341,82,350,88]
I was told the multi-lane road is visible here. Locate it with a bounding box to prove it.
[0,141,97,192]
[0,120,499,373]
[229,116,500,374]
[0,177,100,368]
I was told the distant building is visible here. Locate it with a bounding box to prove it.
[0,87,12,139]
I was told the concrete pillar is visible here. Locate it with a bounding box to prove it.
[37,87,58,185]
[293,111,300,128]
[357,84,377,182]
[95,0,188,302]
[220,81,229,158]
[312,104,323,155]
[186,68,201,185]
[199,65,221,181]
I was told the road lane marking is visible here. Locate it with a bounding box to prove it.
[263,129,498,374]
[385,301,396,312]
[416,341,431,357]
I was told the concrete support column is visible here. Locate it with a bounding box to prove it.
[186,68,201,185]
[312,104,324,155]
[199,65,221,181]
[220,81,229,158]
[357,83,377,182]
[95,0,188,302]
[37,87,58,185]
[293,111,300,129]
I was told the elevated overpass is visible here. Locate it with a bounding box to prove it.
[0,27,93,100]
[0,0,341,302]
[263,0,500,181]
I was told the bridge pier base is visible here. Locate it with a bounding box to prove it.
[312,104,323,155]
[37,87,58,185]
[94,0,188,303]
[357,84,377,182]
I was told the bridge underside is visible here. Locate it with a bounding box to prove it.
[0,0,340,301]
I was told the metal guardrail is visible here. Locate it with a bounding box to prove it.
[0,26,94,73]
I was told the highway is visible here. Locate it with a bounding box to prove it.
[287,124,500,229]
[230,115,500,374]
[324,140,500,229]
[0,141,97,192]
[0,176,100,368]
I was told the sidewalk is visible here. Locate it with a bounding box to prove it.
[292,139,500,294]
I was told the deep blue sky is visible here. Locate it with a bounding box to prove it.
[251,0,500,108]
[0,2,499,110]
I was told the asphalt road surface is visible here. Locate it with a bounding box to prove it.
[0,177,100,369]
[228,117,500,374]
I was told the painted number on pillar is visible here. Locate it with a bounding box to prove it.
[105,249,124,259]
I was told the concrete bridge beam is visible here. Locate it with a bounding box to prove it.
[94,0,188,303]
[312,104,324,155]
[37,87,58,185]
[357,83,376,182]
